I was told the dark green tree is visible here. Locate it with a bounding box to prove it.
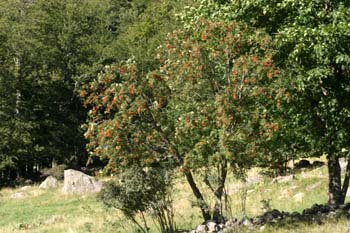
[186,0,350,205]
[105,0,196,72]
[234,0,350,206]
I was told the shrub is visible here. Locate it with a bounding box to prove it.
[41,164,67,180]
[98,165,175,233]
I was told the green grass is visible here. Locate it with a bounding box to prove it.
[0,165,348,232]
[0,185,110,233]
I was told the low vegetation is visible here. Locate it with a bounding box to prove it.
[1,164,349,232]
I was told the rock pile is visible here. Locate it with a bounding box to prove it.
[187,203,350,233]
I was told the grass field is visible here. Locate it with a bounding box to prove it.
[1,164,349,233]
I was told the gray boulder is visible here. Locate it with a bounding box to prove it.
[206,221,217,232]
[225,218,238,228]
[196,224,207,233]
[272,174,294,183]
[242,218,252,227]
[20,185,31,191]
[39,176,59,189]
[62,169,102,194]
[10,192,26,199]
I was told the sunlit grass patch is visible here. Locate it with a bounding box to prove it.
[1,165,350,233]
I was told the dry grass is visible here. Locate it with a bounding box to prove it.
[0,164,349,232]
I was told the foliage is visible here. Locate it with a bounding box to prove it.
[271,0,350,205]
[98,165,175,233]
[179,0,297,176]
[0,0,39,184]
[40,164,68,180]
[0,0,115,183]
[159,17,278,221]
[159,18,278,172]
[104,0,196,72]
[225,0,350,205]
[3,0,350,228]
[83,17,277,221]
[183,0,350,204]
[0,0,194,185]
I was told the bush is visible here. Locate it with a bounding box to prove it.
[41,164,67,180]
[98,165,176,233]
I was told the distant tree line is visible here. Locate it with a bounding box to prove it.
[0,0,189,186]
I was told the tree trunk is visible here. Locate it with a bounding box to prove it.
[213,163,227,223]
[328,153,343,206]
[340,157,350,204]
[184,171,211,221]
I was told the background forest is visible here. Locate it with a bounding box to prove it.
[0,0,189,185]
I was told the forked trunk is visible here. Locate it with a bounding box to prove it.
[327,153,348,206]
[212,163,227,223]
[184,171,211,221]
[213,189,224,223]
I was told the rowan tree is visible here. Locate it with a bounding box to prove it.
[159,18,279,219]
[82,18,277,221]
